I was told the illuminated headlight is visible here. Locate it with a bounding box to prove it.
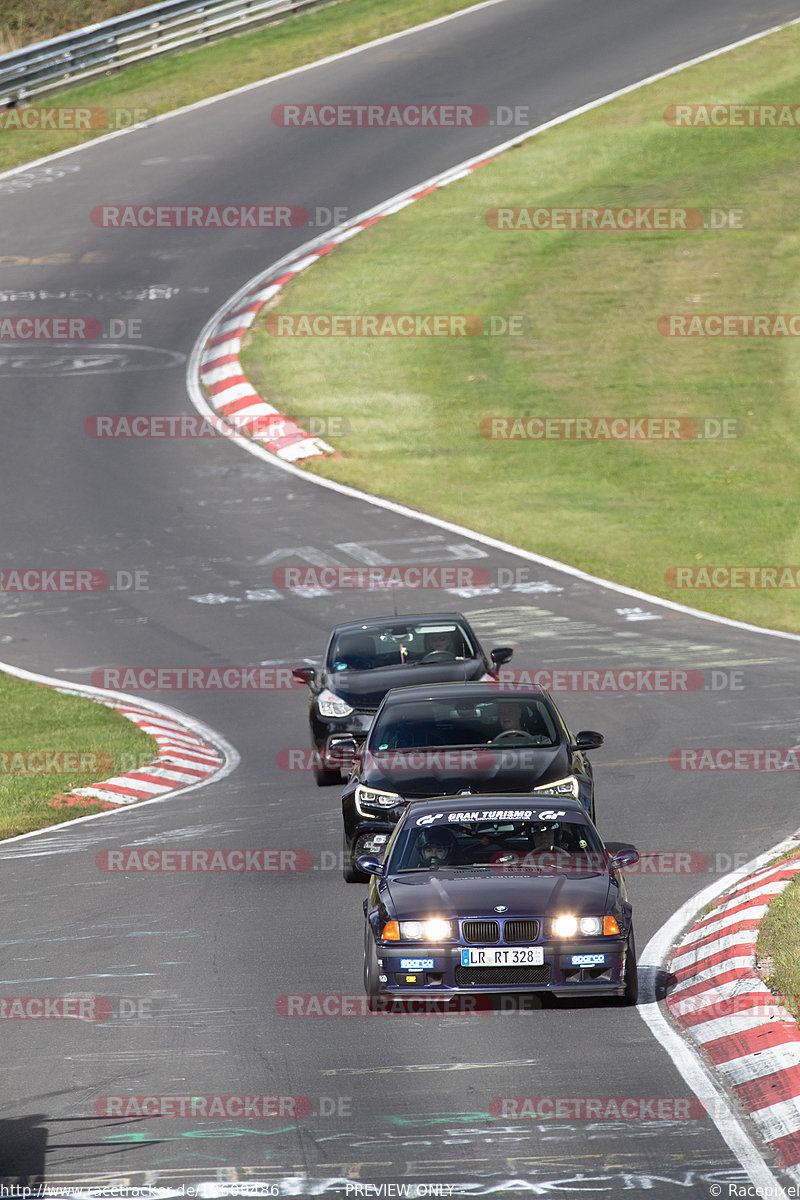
[552,915,603,937]
[533,775,580,799]
[355,784,400,813]
[317,689,354,718]
[400,919,454,941]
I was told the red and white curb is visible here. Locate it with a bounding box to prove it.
[49,690,225,810]
[666,852,800,1178]
[197,158,498,463]
[0,659,237,837]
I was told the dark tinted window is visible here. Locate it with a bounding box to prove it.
[328,621,477,672]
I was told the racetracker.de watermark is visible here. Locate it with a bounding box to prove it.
[489,668,744,692]
[0,751,114,774]
[94,1095,310,1118]
[95,848,312,871]
[277,994,491,1016]
[487,206,746,230]
[665,566,800,588]
[0,106,149,129]
[271,565,491,590]
[263,314,523,336]
[664,103,800,126]
[659,314,800,336]
[489,1097,705,1119]
[669,748,800,770]
[84,414,349,438]
[0,996,111,1019]
[271,102,529,127]
[91,205,308,229]
[480,417,742,440]
[0,569,146,592]
[89,666,304,689]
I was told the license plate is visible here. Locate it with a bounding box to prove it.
[461,946,544,967]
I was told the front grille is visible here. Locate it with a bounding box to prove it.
[462,920,500,944]
[455,965,551,987]
[503,919,540,943]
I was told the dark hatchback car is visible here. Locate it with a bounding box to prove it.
[292,613,512,787]
[357,794,638,1005]
[340,683,603,880]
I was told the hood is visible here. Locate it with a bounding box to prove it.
[324,660,483,710]
[382,870,612,920]
[362,745,569,798]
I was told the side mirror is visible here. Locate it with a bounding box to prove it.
[329,737,359,767]
[608,847,640,870]
[490,646,514,667]
[292,666,317,689]
[572,730,604,751]
[356,855,384,877]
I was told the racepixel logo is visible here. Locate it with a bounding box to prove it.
[663,103,800,126]
[91,205,308,229]
[89,666,305,689]
[94,1095,312,1118]
[270,103,530,128]
[665,566,800,588]
[489,668,745,692]
[270,565,491,590]
[480,417,743,440]
[659,315,800,336]
[489,1098,706,1119]
[669,748,800,771]
[84,414,351,439]
[276,994,491,1016]
[0,106,150,130]
[0,751,114,774]
[262,314,523,337]
[0,569,146,592]
[95,848,313,871]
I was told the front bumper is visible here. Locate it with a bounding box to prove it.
[373,938,629,998]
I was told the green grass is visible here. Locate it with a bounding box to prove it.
[0,0,155,51]
[756,855,800,1020]
[0,672,158,839]
[241,19,800,634]
[0,0,483,172]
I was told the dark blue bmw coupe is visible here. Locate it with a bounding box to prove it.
[357,793,638,1005]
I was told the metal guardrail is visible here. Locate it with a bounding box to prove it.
[0,0,329,108]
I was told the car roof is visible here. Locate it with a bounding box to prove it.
[402,793,588,818]
[378,682,548,703]
[328,612,472,637]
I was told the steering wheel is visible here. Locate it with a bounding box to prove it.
[490,728,527,743]
[421,650,455,662]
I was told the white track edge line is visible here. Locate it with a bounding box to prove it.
[0,656,240,845]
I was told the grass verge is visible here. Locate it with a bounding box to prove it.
[241,19,800,634]
[756,854,800,1020]
[0,672,158,839]
[0,0,483,172]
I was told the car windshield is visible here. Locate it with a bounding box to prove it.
[328,621,477,673]
[370,697,558,750]
[389,817,606,873]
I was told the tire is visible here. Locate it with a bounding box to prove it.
[363,925,381,996]
[618,931,638,1006]
[314,764,343,787]
[342,829,367,883]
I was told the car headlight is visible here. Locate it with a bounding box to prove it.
[381,919,454,941]
[317,689,354,718]
[355,784,400,814]
[533,775,580,799]
[551,915,619,937]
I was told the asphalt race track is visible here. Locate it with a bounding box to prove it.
[2,0,800,1193]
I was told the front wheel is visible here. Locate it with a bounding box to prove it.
[314,762,343,787]
[618,931,638,1006]
[342,829,367,883]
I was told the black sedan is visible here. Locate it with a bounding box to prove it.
[340,682,603,879]
[292,613,512,786]
[357,794,638,1005]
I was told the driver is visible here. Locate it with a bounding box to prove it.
[419,826,456,867]
[497,701,525,733]
[423,630,457,658]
